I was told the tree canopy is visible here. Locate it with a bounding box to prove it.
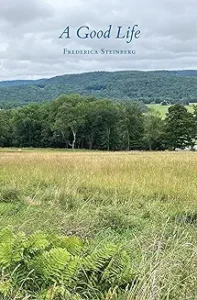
[0,95,196,151]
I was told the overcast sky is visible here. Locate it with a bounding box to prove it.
[0,0,197,80]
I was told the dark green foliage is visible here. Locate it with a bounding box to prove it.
[0,110,12,147]
[165,104,197,150]
[12,104,44,147]
[0,96,197,151]
[120,101,144,150]
[2,70,197,108]
[143,109,164,150]
[0,228,135,299]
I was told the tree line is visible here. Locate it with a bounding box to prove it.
[0,94,197,151]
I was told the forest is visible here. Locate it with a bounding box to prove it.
[0,94,197,151]
[2,70,197,108]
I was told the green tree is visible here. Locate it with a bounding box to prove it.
[12,104,43,147]
[120,102,144,150]
[165,104,196,150]
[54,95,88,149]
[0,110,12,147]
[92,100,120,151]
[143,109,164,150]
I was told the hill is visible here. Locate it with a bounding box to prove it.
[0,79,46,88]
[1,70,197,108]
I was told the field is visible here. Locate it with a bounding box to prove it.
[1,149,197,299]
[147,104,195,118]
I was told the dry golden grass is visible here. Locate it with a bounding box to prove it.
[1,150,197,206]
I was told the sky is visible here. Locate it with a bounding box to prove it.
[0,0,197,80]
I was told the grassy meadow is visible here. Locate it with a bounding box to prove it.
[1,149,197,298]
[147,104,195,118]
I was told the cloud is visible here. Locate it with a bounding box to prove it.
[0,0,53,26]
[0,0,197,80]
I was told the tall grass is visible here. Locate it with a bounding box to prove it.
[0,150,197,298]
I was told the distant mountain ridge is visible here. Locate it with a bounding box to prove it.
[1,70,197,108]
[0,79,46,88]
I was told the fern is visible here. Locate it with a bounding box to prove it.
[0,229,25,268]
[50,235,84,256]
[31,248,71,280]
[24,232,51,254]
[0,227,136,299]
[83,243,117,272]
[82,243,135,292]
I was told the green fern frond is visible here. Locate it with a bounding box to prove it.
[25,232,51,254]
[62,256,81,286]
[31,248,71,280]
[0,227,14,244]
[83,243,117,272]
[50,235,84,256]
[0,228,135,298]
